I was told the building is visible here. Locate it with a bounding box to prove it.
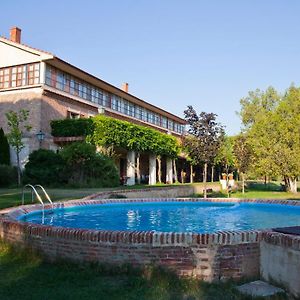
[0,27,186,185]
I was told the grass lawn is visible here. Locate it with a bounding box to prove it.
[0,240,287,300]
[0,183,219,210]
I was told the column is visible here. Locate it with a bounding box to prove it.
[126,150,135,186]
[149,154,157,185]
[166,158,173,184]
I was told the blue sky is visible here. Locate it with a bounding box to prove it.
[1,0,300,134]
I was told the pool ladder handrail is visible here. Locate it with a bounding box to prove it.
[22,184,53,209]
[34,185,54,209]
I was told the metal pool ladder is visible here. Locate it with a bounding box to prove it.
[22,184,54,209]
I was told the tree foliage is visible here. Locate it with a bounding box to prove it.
[0,128,10,165]
[233,134,253,193]
[214,136,235,174]
[89,115,180,158]
[239,86,300,193]
[60,142,119,187]
[5,109,31,185]
[23,144,119,188]
[183,106,224,165]
[183,106,224,197]
[23,149,66,185]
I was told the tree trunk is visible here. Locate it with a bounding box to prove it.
[136,152,141,184]
[288,177,298,193]
[16,151,21,186]
[242,172,245,194]
[173,160,178,183]
[157,156,162,184]
[203,162,207,199]
[190,164,193,183]
[211,165,214,183]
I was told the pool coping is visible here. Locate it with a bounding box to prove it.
[1,197,300,247]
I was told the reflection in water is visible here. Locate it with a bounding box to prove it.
[127,210,141,229]
[22,202,300,233]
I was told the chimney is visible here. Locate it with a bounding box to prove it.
[122,82,129,93]
[10,27,21,43]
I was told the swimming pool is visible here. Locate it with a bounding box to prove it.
[2,197,300,281]
[19,201,300,233]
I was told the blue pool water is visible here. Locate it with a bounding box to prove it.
[19,201,300,233]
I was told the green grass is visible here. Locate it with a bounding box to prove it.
[0,240,287,300]
[0,183,219,210]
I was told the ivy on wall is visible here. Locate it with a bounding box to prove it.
[51,118,94,137]
[51,116,180,158]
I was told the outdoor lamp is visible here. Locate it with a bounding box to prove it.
[36,130,45,148]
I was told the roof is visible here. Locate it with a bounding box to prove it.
[0,36,53,58]
[0,36,186,124]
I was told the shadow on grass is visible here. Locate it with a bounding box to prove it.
[247,182,282,192]
[0,240,287,300]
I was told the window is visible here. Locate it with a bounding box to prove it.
[0,63,40,90]
[27,63,40,85]
[67,111,80,119]
[147,112,154,124]
[42,65,182,131]
[154,114,160,126]
[168,120,174,131]
[161,117,167,128]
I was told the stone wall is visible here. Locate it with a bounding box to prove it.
[85,184,221,200]
[261,232,300,298]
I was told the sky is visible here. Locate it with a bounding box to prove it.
[1,0,300,134]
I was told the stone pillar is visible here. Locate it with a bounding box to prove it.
[149,154,157,185]
[126,150,135,186]
[166,158,173,184]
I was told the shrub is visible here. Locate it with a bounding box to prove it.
[0,164,17,187]
[60,142,119,187]
[50,118,94,137]
[0,128,10,165]
[23,149,66,186]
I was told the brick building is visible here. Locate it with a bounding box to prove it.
[0,27,186,185]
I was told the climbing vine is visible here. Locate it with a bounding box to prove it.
[89,116,180,158]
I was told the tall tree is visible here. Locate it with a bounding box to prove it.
[214,136,235,177]
[239,86,300,193]
[0,128,10,165]
[233,134,252,194]
[184,106,224,198]
[5,110,31,185]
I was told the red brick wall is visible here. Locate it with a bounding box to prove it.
[0,198,264,281]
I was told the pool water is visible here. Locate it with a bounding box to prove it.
[19,201,300,233]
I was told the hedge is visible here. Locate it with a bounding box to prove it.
[50,118,94,137]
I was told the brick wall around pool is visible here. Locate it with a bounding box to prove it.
[2,197,300,284]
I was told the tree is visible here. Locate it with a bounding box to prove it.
[5,110,31,185]
[214,136,235,177]
[183,106,224,198]
[23,149,66,185]
[60,142,119,187]
[0,128,10,165]
[239,86,300,193]
[233,134,252,194]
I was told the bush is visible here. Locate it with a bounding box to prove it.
[60,142,119,187]
[50,118,94,137]
[23,149,66,186]
[0,128,10,165]
[0,164,17,187]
